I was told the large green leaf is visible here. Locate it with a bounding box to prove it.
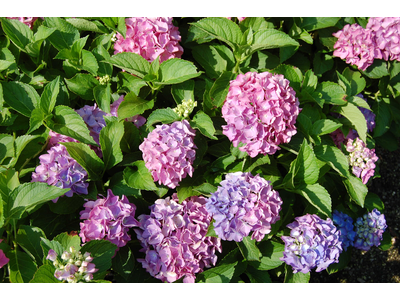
[65,73,99,100]
[196,262,238,283]
[334,102,368,142]
[298,17,340,31]
[146,108,180,129]
[16,225,46,265]
[291,140,319,186]
[249,240,284,271]
[30,264,60,283]
[123,160,157,191]
[40,76,60,115]
[189,110,217,140]
[314,144,351,178]
[294,183,332,217]
[93,84,111,114]
[373,100,391,138]
[8,250,38,283]
[156,58,201,85]
[249,29,299,55]
[237,236,261,262]
[0,17,33,51]
[108,52,150,78]
[117,92,154,121]
[53,232,81,252]
[112,246,135,280]
[2,81,40,117]
[284,265,310,282]
[43,17,80,50]
[313,81,347,106]
[99,119,124,170]
[209,71,236,109]
[343,176,367,207]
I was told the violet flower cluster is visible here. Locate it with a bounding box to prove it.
[109,95,146,128]
[79,189,139,248]
[76,104,108,146]
[139,120,197,189]
[113,17,183,63]
[353,208,387,251]
[333,18,400,70]
[222,71,300,157]
[0,240,9,270]
[134,194,222,283]
[346,137,378,184]
[332,210,356,251]
[280,214,342,274]
[7,17,38,28]
[31,144,89,202]
[205,172,283,242]
[46,247,98,283]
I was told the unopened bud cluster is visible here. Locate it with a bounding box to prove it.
[172,99,197,118]
[46,247,98,283]
[98,74,111,85]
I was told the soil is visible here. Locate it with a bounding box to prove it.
[310,145,400,283]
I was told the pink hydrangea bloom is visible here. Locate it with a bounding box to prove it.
[113,17,183,63]
[367,17,400,61]
[32,144,89,202]
[79,189,139,248]
[7,17,38,29]
[332,23,382,71]
[139,120,197,189]
[134,194,222,283]
[222,71,300,157]
[110,95,146,128]
[0,248,9,269]
[346,137,378,184]
[47,131,79,149]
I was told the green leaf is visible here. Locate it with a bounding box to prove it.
[189,110,217,140]
[43,17,80,51]
[123,160,157,191]
[284,265,310,282]
[249,240,284,271]
[243,155,271,173]
[302,70,318,94]
[108,52,150,78]
[117,92,154,121]
[2,81,40,117]
[373,100,391,138]
[245,265,272,283]
[47,105,97,146]
[0,17,33,51]
[313,81,347,106]
[60,142,104,180]
[313,52,334,77]
[27,108,45,134]
[196,262,238,283]
[40,238,64,259]
[66,18,106,33]
[6,182,69,221]
[65,73,99,100]
[40,76,60,114]
[298,17,340,31]
[311,119,342,136]
[294,183,332,217]
[237,236,261,261]
[16,225,46,265]
[342,68,366,96]
[30,264,60,283]
[112,246,135,280]
[157,58,201,85]
[334,102,367,142]
[8,250,37,283]
[273,64,303,93]
[209,71,236,109]
[292,140,319,186]
[93,44,113,77]
[117,72,147,95]
[361,59,389,79]
[146,108,180,129]
[171,80,195,105]
[249,29,299,55]
[93,84,111,113]
[53,232,81,252]
[193,182,217,195]
[78,49,99,76]
[314,144,351,178]
[378,231,392,251]
[99,119,124,170]
[343,176,367,207]
[0,134,14,164]
[364,192,385,211]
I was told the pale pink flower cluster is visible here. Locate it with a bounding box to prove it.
[139,120,197,189]
[113,17,183,63]
[134,194,222,283]
[367,17,400,61]
[7,17,38,28]
[222,71,300,157]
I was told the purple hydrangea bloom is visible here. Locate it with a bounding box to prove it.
[139,120,197,189]
[7,17,38,29]
[79,189,139,248]
[346,137,378,184]
[205,172,282,242]
[75,104,108,145]
[353,208,387,251]
[134,194,222,283]
[222,71,300,157]
[367,17,400,61]
[32,144,88,202]
[332,210,356,251]
[280,214,342,274]
[113,17,183,63]
[47,130,79,149]
[110,95,146,128]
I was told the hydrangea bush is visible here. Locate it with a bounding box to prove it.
[0,16,396,283]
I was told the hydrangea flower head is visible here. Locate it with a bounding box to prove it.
[280,214,342,273]
[134,194,222,283]
[346,137,378,184]
[32,144,88,202]
[7,17,38,28]
[79,189,139,248]
[205,172,283,242]
[75,104,108,145]
[113,17,183,63]
[109,95,146,128]
[367,17,400,61]
[353,208,387,251]
[46,247,98,283]
[139,120,197,189]
[332,23,382,71]
[222,71,300,157]
[332,210,356,251]
[0,239,9,269]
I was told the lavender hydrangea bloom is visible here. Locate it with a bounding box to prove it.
[222,71,300,157]
[346,137,378,184]
[353,209,387,251]
[332,210,356,251]
[139,120,197,189]
[367,17,400,61]
[109,95,146,128]
[205,172,282,242]
[79,189,139,248]
[75,104,108,145]
[113,17,183,63]
[32,144,88,202]
[134,194,222,283]
[280,214,342,273]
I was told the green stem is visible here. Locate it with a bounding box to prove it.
[280,145,298,155]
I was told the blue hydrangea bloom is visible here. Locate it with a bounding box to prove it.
[353,208,387,251]
[332,210,357,251]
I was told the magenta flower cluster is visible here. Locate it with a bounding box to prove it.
[113,17,183,63]
[134,194,222,283]
[31,144,89,202]
[0,240,9,270]
[205,172,283,242]
[333,18,400,70]
[280,214,342,274]
[79,189,139,248]
[222,71,300,157]
[139,120,197,189]
[353,208,387,251]
[346,137,378,184]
